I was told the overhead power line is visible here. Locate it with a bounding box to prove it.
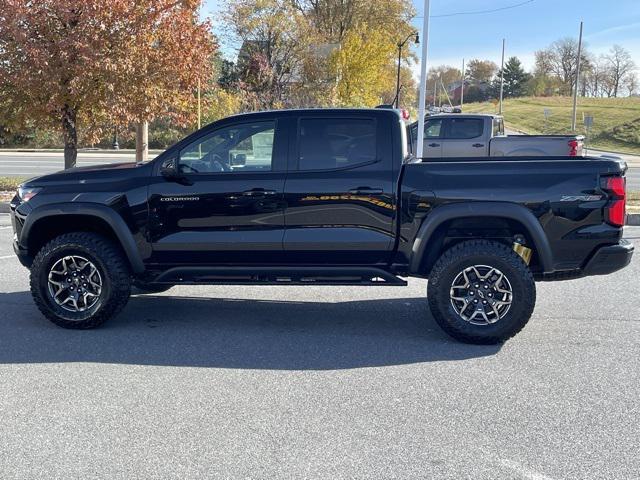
[415,0,535,19]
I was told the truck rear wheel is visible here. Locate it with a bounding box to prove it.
[30,232,131,329]
[427,240,536,344]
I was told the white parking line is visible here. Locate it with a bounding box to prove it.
[499,460,555,480]
[0,255,16,260]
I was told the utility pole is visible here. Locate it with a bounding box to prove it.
[197,78,202,130]
[135,122,148,163]
[112,126,119,150]
[432,76,438,108]
[499,38,505,115]
[416,0,431,160]
[460,58,465,110]
[396,45,402,108]
[571,21,584,132]
[441,76,453,108]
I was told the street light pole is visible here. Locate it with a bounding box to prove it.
[416,0,431,159]
[460,58,465,111]
[197,77,202,130]
[571,21,584,132]
[432,76,438,108]
[499,38,505,115]
[112,125,119,150]
[394,32,419,108]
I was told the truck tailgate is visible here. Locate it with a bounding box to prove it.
[490,135,584,157]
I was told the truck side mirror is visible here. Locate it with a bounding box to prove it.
[233,153,247,166]
[160,157,178,178]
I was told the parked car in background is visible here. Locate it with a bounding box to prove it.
[408,114,585,158]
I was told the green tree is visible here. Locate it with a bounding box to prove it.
[0,0,215,168]
[223,0,416,108]
[330,25,396,106]
[224,0,305,108]
[292,0,415,43]
[466,59,498,84]
[491,56,532,99]
[536,38,591,96]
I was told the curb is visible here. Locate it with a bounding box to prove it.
[0,148,164,154]
[587,149,640,160]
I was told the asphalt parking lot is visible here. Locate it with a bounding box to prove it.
[0,213,638,479]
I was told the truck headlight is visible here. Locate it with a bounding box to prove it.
[17,186,41,202]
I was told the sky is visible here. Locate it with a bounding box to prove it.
[202,0,640,75]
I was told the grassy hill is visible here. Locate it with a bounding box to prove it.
[463,96,640,155]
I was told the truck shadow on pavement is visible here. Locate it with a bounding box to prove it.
[0,291,501,369]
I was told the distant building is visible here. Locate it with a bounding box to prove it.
[446,80,490,104]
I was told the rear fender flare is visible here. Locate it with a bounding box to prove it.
[410,202,554,274]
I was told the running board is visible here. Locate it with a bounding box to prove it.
[152,266,407,286]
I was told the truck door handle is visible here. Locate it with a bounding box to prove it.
[472,143,485,148]
[243,188,276,197]
[349,187,383,195]
[428,143,440,147]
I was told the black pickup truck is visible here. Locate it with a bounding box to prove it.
[10,108,633,344]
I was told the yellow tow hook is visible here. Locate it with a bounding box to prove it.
[513,238,532,265]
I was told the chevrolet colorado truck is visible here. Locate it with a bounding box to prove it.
[408,114,585,158]
[9,108,633,344]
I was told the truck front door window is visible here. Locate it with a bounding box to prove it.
[179,121,275,174]
[413,119,444,158]
[425,119,443,138]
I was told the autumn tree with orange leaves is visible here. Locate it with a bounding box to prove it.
[0,0,215,168]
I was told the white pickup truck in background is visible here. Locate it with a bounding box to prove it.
[408,114,585,158]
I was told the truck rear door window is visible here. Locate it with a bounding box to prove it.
[298,118,376,170]
[446,118,483,139]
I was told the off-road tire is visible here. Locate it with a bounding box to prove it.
[427,240,536,344]
[30,232,131,329]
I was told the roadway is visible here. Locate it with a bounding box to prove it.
[0,213,638,479]
[0,151,145,177]
[0,150,639,191]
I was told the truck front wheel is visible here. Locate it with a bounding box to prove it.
[427,240,536,344]
[30,232,131,329]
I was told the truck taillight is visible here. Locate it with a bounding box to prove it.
[601,176,626,227]
[568,139,581,156]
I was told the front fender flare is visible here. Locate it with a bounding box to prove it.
[21,202,145,273]
[409,202,554,274]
